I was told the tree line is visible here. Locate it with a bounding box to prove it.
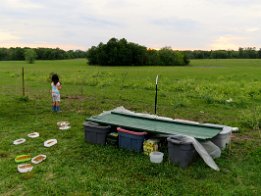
[0,47,87,61]
[87,38,190,66]
[184,47,261,59]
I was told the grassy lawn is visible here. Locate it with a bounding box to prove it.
[0,59,261,195]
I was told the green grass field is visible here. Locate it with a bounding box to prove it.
[0,59,261,195]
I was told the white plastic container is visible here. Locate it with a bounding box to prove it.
[31,154,47,164]
[17,163,33,173]
[44,139,57,147]
[27,132,39,138]
[59,125,71,130]
[57,121,70,127]
[13,138,26,145]
[149,151,164,163]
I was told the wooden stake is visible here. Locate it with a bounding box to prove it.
[22,67,25,96]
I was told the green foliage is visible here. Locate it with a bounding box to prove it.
[24,48,37,64]
[87,38,189,66]
[0,47,87,61]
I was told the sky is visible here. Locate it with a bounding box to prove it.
[1,0,261,51]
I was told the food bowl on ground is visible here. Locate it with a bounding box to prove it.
[57,121,70,127]
[15,154,31,163]
[13,138,26,145]
[149,151,164,163]
[59,125,71,130]
[27,132,40,138]
[17,163,33,173]
[31,154,46,164]
[44,139,57,147]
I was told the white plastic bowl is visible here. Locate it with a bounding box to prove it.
[13,138,26,145]
[59,125,71,130]
[27,132,40,138]
[17,163,33,173]
[44,139,57,147]
[31,154,47,164]
[149,151,164,163]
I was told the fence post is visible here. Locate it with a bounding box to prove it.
[22,67,25,96]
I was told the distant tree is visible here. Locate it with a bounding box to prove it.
[210,50,229,59]
[24,49,37,64]
[258,48,261,58]
[146,49,159,65]
[158,47,188,65]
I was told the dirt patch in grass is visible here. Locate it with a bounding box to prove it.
[63,96,86,101]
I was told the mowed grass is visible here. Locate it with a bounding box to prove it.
[0,59,261,195]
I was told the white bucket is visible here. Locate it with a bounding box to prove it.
[149,151,164,163]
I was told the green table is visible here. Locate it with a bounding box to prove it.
[87,111,222,139]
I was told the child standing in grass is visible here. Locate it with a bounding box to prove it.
[51,73,62,112]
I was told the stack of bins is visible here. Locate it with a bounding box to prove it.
[83,121,111,145]
[117,127,147,152]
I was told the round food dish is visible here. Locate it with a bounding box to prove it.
[15,154,32,163]
[27,132,40,138]
[17,163,33,173]
[31,154,46,164]
[44,139,57,147]
[57,121,70,127]
[59,125,71,130]
[13,138,26,145]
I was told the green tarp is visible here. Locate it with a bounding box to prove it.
[87,110,222,139]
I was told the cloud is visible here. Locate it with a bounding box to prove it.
[0,0,261,50]
[150,17,200,31]
[246,27,260,32]
[209,35,246,50]
[0,32,20,41]
[2,0,44,9]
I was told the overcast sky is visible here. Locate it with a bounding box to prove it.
[1,0,261,50]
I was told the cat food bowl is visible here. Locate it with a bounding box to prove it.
[44,139,57,147]
[59,125,71,130]
[17,163,33,173]
[13,138,26,145]
[15,154,31,163]
[27,132,39,138]
[57,121,70,127]
[31,154,46,164]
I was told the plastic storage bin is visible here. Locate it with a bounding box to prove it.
[117,127,147,152]
[83,121,111,145]
[167,136,198,168]
[211,127,232,149]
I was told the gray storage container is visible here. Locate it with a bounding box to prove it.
[83,121,111,145]
[211,127,232,149]
[167,136,198,168]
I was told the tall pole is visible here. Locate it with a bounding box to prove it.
[155,75,158,114]
[22,67,25,96]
